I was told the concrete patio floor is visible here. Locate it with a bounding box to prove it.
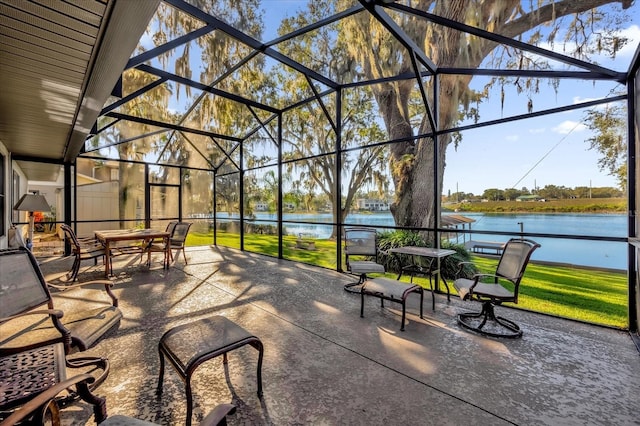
[37,246,640,426]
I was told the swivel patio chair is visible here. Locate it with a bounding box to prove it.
[453,238,540,338]
[343,227,386,293]
[61,224,109,281]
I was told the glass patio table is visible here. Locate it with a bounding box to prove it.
[387,246,456,309]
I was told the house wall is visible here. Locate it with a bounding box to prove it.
[76,181,120,237]
[0,140,7,249]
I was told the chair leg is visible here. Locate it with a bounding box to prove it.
[68,255,80,282]
[344,274,366,293]
[457,301,523,338]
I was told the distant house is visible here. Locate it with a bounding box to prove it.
[356,198,390,211]
[254,202,268,211]
[516,195,542,202]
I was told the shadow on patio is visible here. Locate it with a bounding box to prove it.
[39,246,640,425]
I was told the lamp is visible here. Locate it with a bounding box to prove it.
[14,193,51,250]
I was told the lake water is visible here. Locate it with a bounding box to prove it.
[221,212,628,270]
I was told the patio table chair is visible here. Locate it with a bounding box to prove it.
[143,221,178,268]
[61,224,110,281]
[169,221,192,265]
[0,247,118,423]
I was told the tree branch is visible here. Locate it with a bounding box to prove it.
[501,0,628,40]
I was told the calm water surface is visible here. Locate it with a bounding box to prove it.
[224,212,627,270]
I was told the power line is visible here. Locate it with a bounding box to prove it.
[511,123,579,189]
[511,86,624,190]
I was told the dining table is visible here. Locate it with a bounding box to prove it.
[387,246,457,309]
[94,229,170,277]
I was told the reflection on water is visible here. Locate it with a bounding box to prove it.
[213,212,627,270]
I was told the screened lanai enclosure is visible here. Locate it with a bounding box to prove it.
[3,0,640,336]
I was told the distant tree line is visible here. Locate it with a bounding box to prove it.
[445,185,623,203]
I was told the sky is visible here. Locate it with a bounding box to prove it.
[442,24,640,196]
[130,1,640,197]
[260,1,640,196]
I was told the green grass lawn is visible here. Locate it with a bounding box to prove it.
[186,231,628,329]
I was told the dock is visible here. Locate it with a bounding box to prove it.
[464,240,506,255]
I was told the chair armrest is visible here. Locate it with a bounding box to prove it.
[0,309,72,355]
[0,374,97,426]
[198,404,237,426]
[0,308,64,323]
[48,280,119,307]
[455,261,474,278]
[468,273,501,290]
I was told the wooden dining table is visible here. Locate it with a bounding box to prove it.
[94,229,170,277]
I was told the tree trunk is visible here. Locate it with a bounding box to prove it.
[358,0,627,235]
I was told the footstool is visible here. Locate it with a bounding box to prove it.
[156,316,264,425]
[360,277,424,331]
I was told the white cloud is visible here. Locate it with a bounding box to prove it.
[529,128,546,134]
[614,24,640,59]
[573,95,624,111]
[552,120,587,134]
[573,96,598,104]
[505,134,520,141]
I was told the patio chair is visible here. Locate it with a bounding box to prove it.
[61,224,109,281]
[143,221,178,268]
[1,378,234,426]
[453,238,540,338]
[0,248,117,422]
[0,246,122,354]
[0,373,107,426]
[343,227,386,293]
[168,221,192,265]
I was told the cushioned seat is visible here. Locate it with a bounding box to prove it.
[157,316,262,426]
[360,277,424,331]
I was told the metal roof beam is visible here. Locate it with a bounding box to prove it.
[387,1,623,81]
[265,4,364,48]
[104,111,243,142]
[359,0,437,74]
[165,0,339,89]
[136,63,279,113]
[125,25,215,70]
